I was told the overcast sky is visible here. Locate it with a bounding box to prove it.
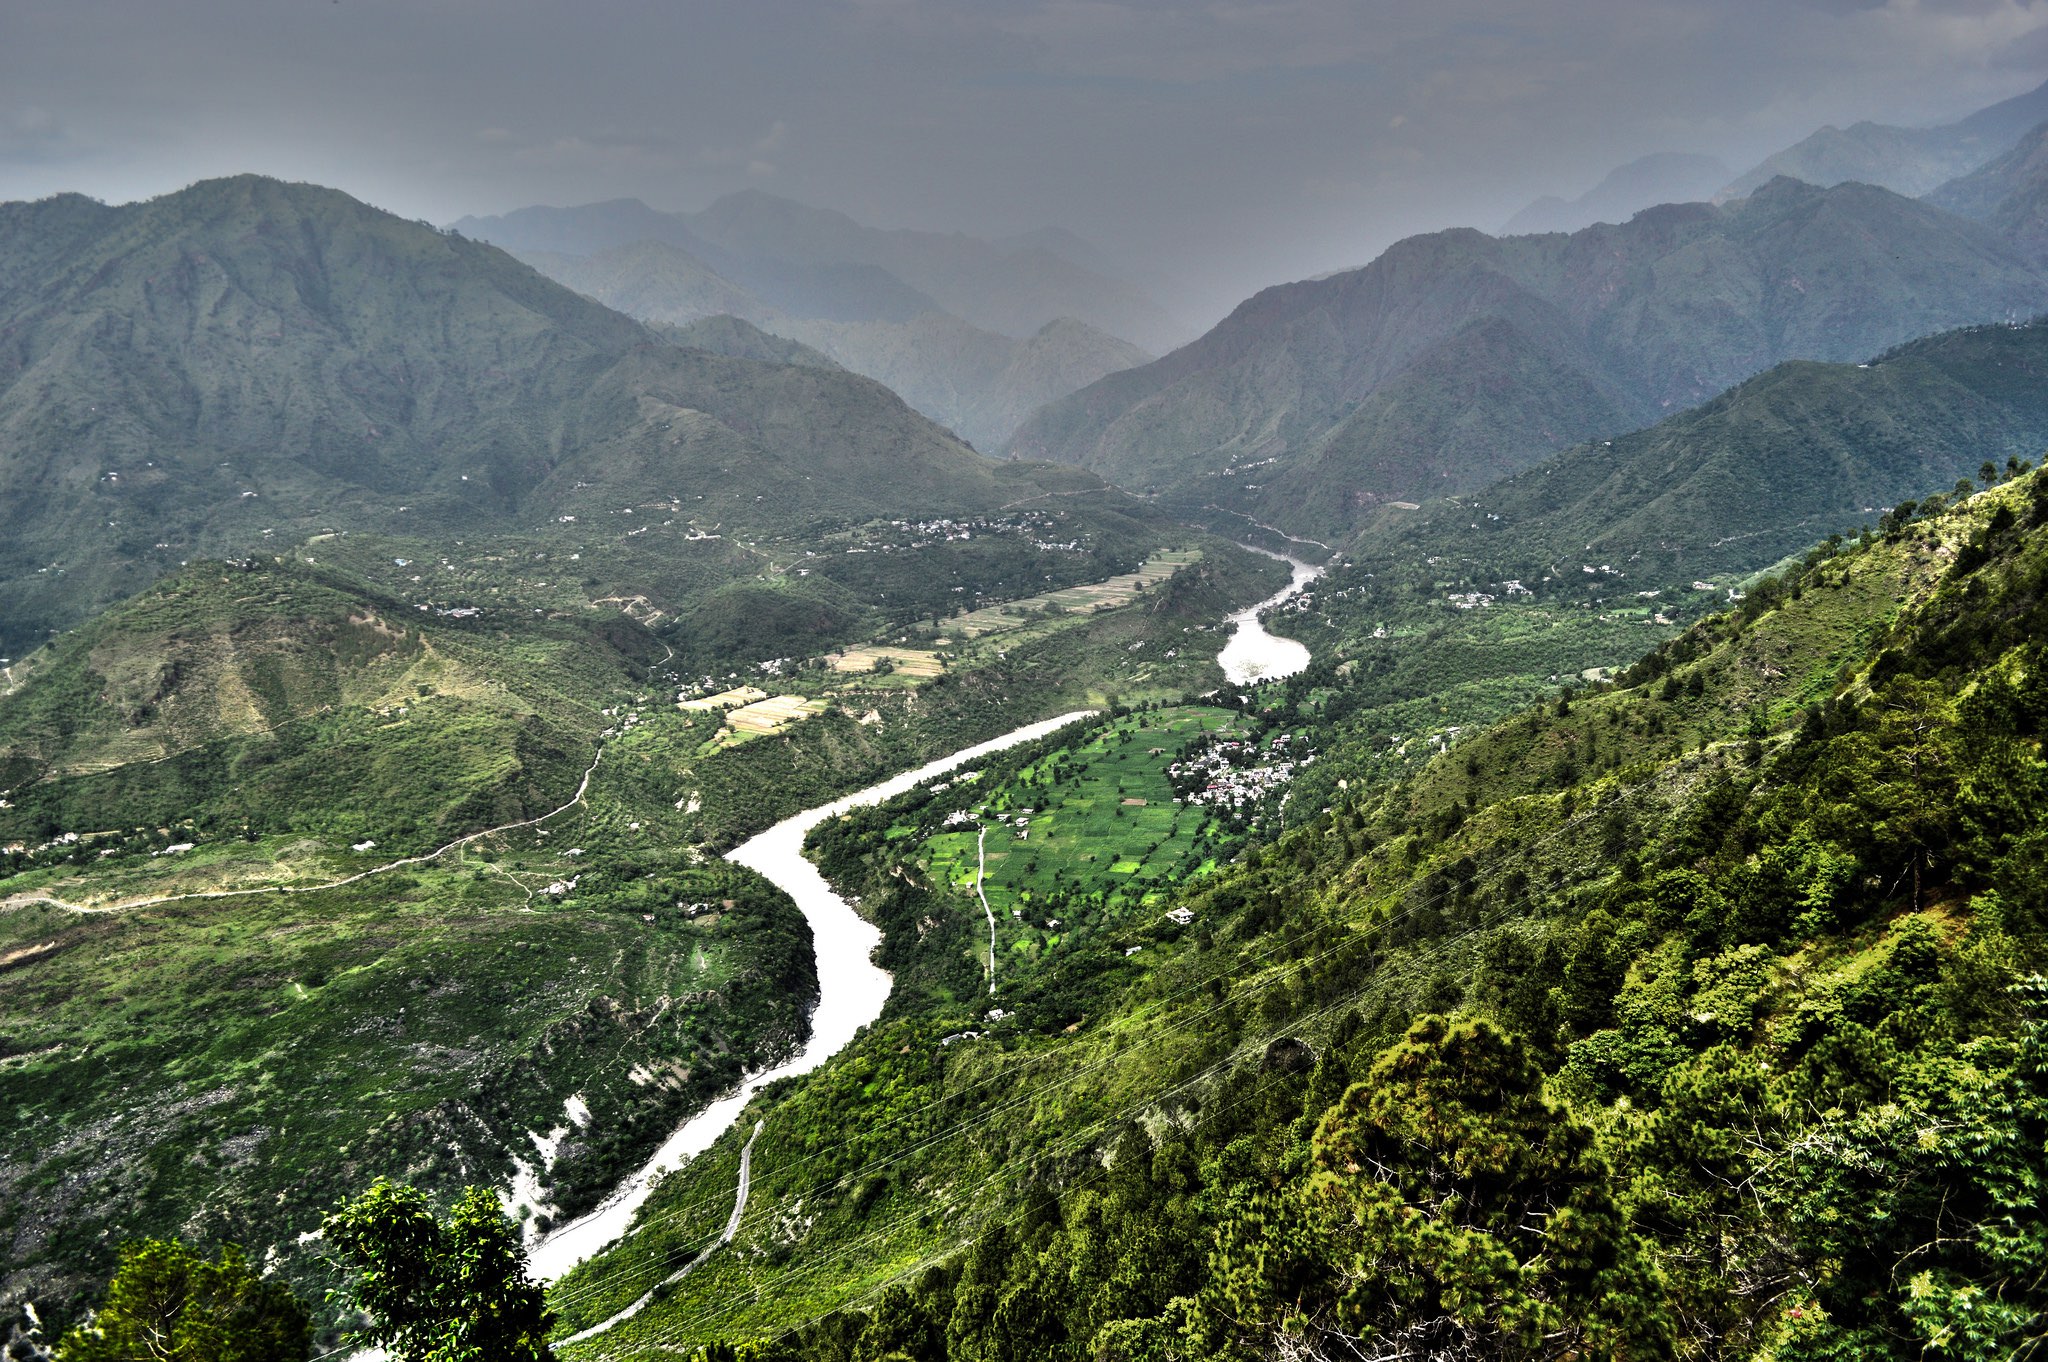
[6,0,2048,324]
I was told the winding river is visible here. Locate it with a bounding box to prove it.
[1218,547,1322,686]
[529,710,1096,1282]
[531,545,1322,1295]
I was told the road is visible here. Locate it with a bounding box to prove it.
[976,824,997,994]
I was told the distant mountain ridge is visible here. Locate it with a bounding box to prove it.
[1926,119,2048,266]
[1361,319,2048,588]
[1720,76,2048,199]
[1008,176,2048,538]
[498,230,1154,450]
[451,190,1187,351]
[1501,152,1730,236]
[0,175,1086,653]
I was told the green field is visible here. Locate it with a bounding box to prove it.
[902,706,1246,982]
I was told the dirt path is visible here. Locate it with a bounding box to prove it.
[555,1119,766,1348]
[976,824,997,994]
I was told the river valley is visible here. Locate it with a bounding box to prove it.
[532,544,1323,1325]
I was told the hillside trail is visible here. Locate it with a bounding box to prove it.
[977,823,997,993]
[553,1120,766,1348]
[0,748,608,918]
[1,647,679,920]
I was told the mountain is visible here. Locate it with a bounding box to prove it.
[1501,151,1731,236]
[754,312,1151,452]
[1721,76,2048,199]
[1352,319,2048,591]
[1009,177,2048,537]
[453,190,1188,351]
[0,175,1082,654]
[1927,120,2048,265]
[656,313,839,368]
[517,235,1151,450]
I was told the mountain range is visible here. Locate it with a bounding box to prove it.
[1355,318,2048,589]
[1718,75,2048,200]
[0,176,1104,655]
[1010,175,2048,538]
[452,191,1185,350]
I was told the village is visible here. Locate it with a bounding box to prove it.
[1166,731,1309,810]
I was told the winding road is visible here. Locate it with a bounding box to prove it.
[1,748,609,918]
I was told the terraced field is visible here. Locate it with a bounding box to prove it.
[944,548,1202,638]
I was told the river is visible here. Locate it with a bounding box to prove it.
[1217,548,1322,686]
[532,546,1322,1288]
[528,710,1096,1282]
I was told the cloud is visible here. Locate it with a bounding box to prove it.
[0,106,81,166]
[5,0,2048,323]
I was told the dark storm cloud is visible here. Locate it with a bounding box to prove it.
[4,0,2047,323]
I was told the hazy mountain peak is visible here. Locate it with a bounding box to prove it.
[1501,151,1730,236]
[1720,77,2048,201]
[1927,118,2048,218]
[1010,175,2048,535]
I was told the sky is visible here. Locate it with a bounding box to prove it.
[5,0,2048,326]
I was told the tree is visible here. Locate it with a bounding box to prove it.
[57,1239,311,1362]
[1196,1017,1673,1361]
[323,1182,556,1362]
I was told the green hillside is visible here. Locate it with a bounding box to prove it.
[1009,178,2048,539]
[0,517,1287,1338]
[554,470,2048,1362]
[1204,318,2048,818]
[1354,318,2048,591]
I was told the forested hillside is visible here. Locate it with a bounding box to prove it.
[1275,319,2048,563]
[577,471,2048,1361]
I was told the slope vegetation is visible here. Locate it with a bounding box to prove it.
[559,473,2048,1362]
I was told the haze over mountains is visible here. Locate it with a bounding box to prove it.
[521,236,1152,452]
[1718,74,2048,200]
[1500,152,1732,237]
[1012,175,2048,538]
[17,17,2048,1358]
[451,192,1179,450]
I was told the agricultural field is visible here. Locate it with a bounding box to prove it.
[823,645,945,678]
[943,547,1203,639]
[722,693,830,737]
[899,706,1251,984]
